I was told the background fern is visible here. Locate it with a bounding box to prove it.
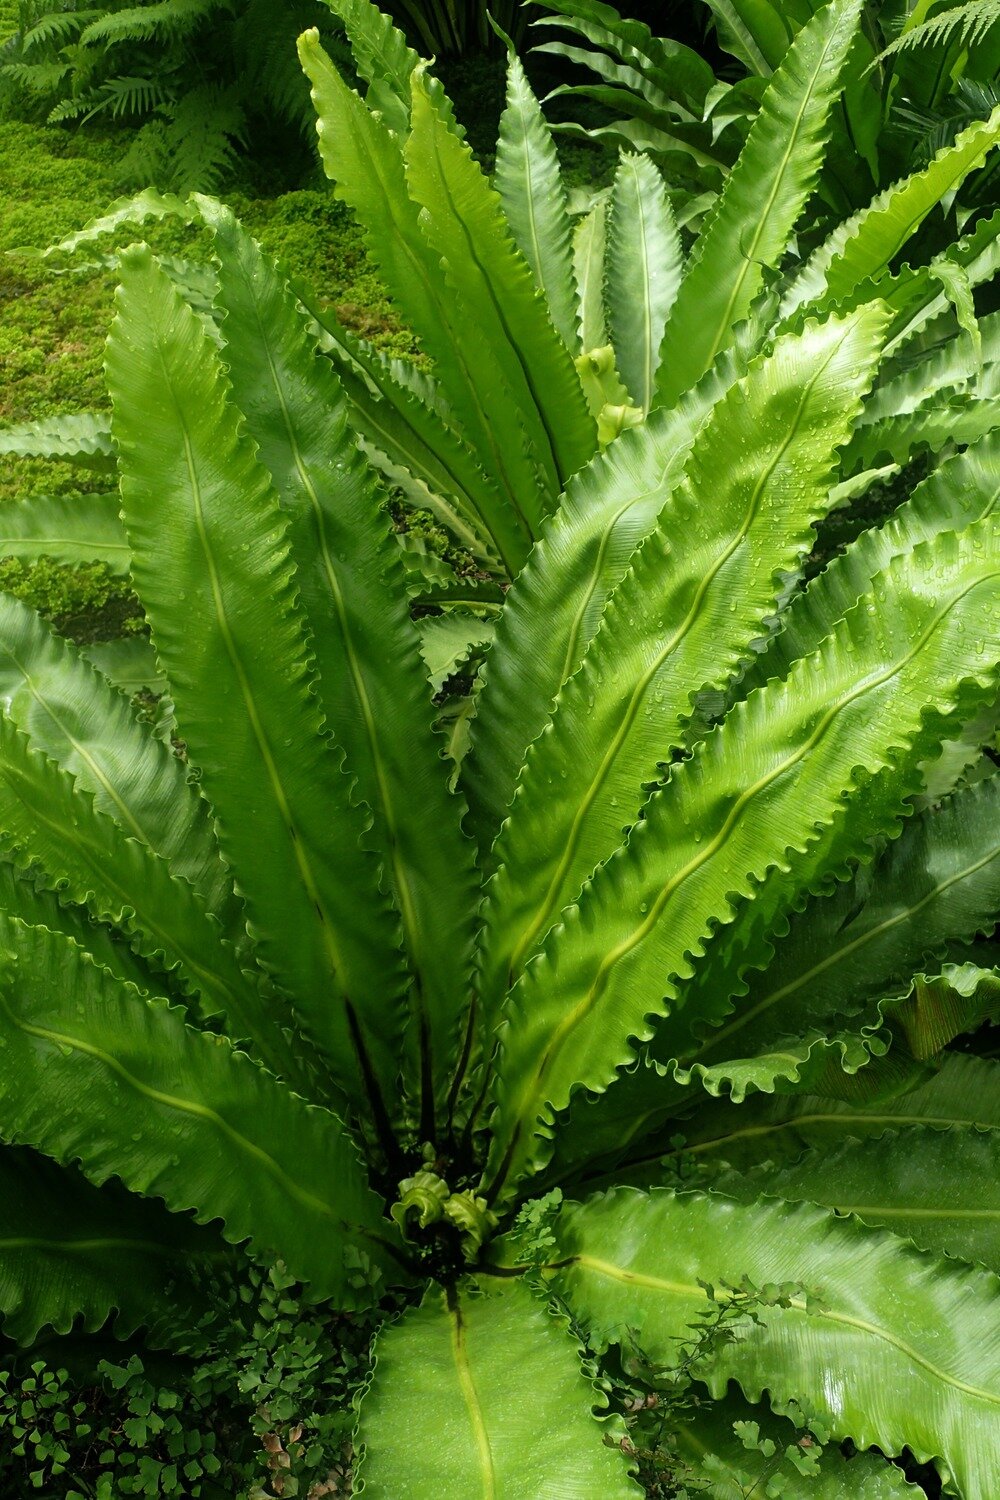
[0,0,352,191]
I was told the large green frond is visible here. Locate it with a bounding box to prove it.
[404,68,596,502]
[783,105,1000,315]
[655,0,862,406]
[676,1052,1000,1170]
[495,49,578,351]
[720,1122,1000,1273]
[0,593,233,924]
[744,424,1000,696]
[0,1146,221,1345]
[552,1186,1000,1498]
[656,772,1000,1078]
[200,199,478,1128]
[463,357,740,861]
[606,152,682,412]
[298,29,542,568]
[484,522,1000,1199]
[300,295,503,564]
[0,713,285,1069]
[0,493,129,573]
[355,1278,638,1497]
[107,245,407,1116]
[478,308,885,1026]
[0,921,404,1304]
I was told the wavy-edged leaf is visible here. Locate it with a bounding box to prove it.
[606,153,682,412]
[355,1277,638,1497]
[0,1144,221,1345]
[658,773,1000,1078]
[81,635,164,695]
[0,921,404,1304]
[719,1124,1000,1274]
[0,863,175,1005]
[573,197,608,352]
[0,493,129,573]
[36,187,192,266]
[479,308,886,1026]
[298,30,539,571]
[552,1186,1000,1499]
[404,68,596,502]
[107,245,406,1115]
[0,592,231,922]
[463,356,741,862]
[783,106,1000,316]
[0,412,114,469]
[844,389,1000,471]
[495,49,577,352]
[655,0,863,407]
[306,300,502,566]
[744,424,1000,697]
[0,712,302,1077]
[202,200,479,1123]
[484,522,1000,1200]
[315,0,461,136]
[676,1052,1000,1171]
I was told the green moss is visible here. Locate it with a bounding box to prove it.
[0,558,142,642]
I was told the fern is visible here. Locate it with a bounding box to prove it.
[1,0,343,189]
[877,0,1000,59]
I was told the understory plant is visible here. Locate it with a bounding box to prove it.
[0,1,999,1495]
[0,0,349,190]
[532,0,1000,225]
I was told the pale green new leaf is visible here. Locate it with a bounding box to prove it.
[553,1187,1000,1497]
[782,105,1000,316]
[0,921,403,1305]
[495,50,578,351]
[0,493,129,573]
[606,152,682,412]
[573,197,608,352]
[484,522,1000,1199]
[479,308,885,1026]
[107,246,407,1115]
[355,1278,638,1497]
[417,614,494,695]
[0,1145,221,1345]
[200,199,479,1126]
[656,0,863,406]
